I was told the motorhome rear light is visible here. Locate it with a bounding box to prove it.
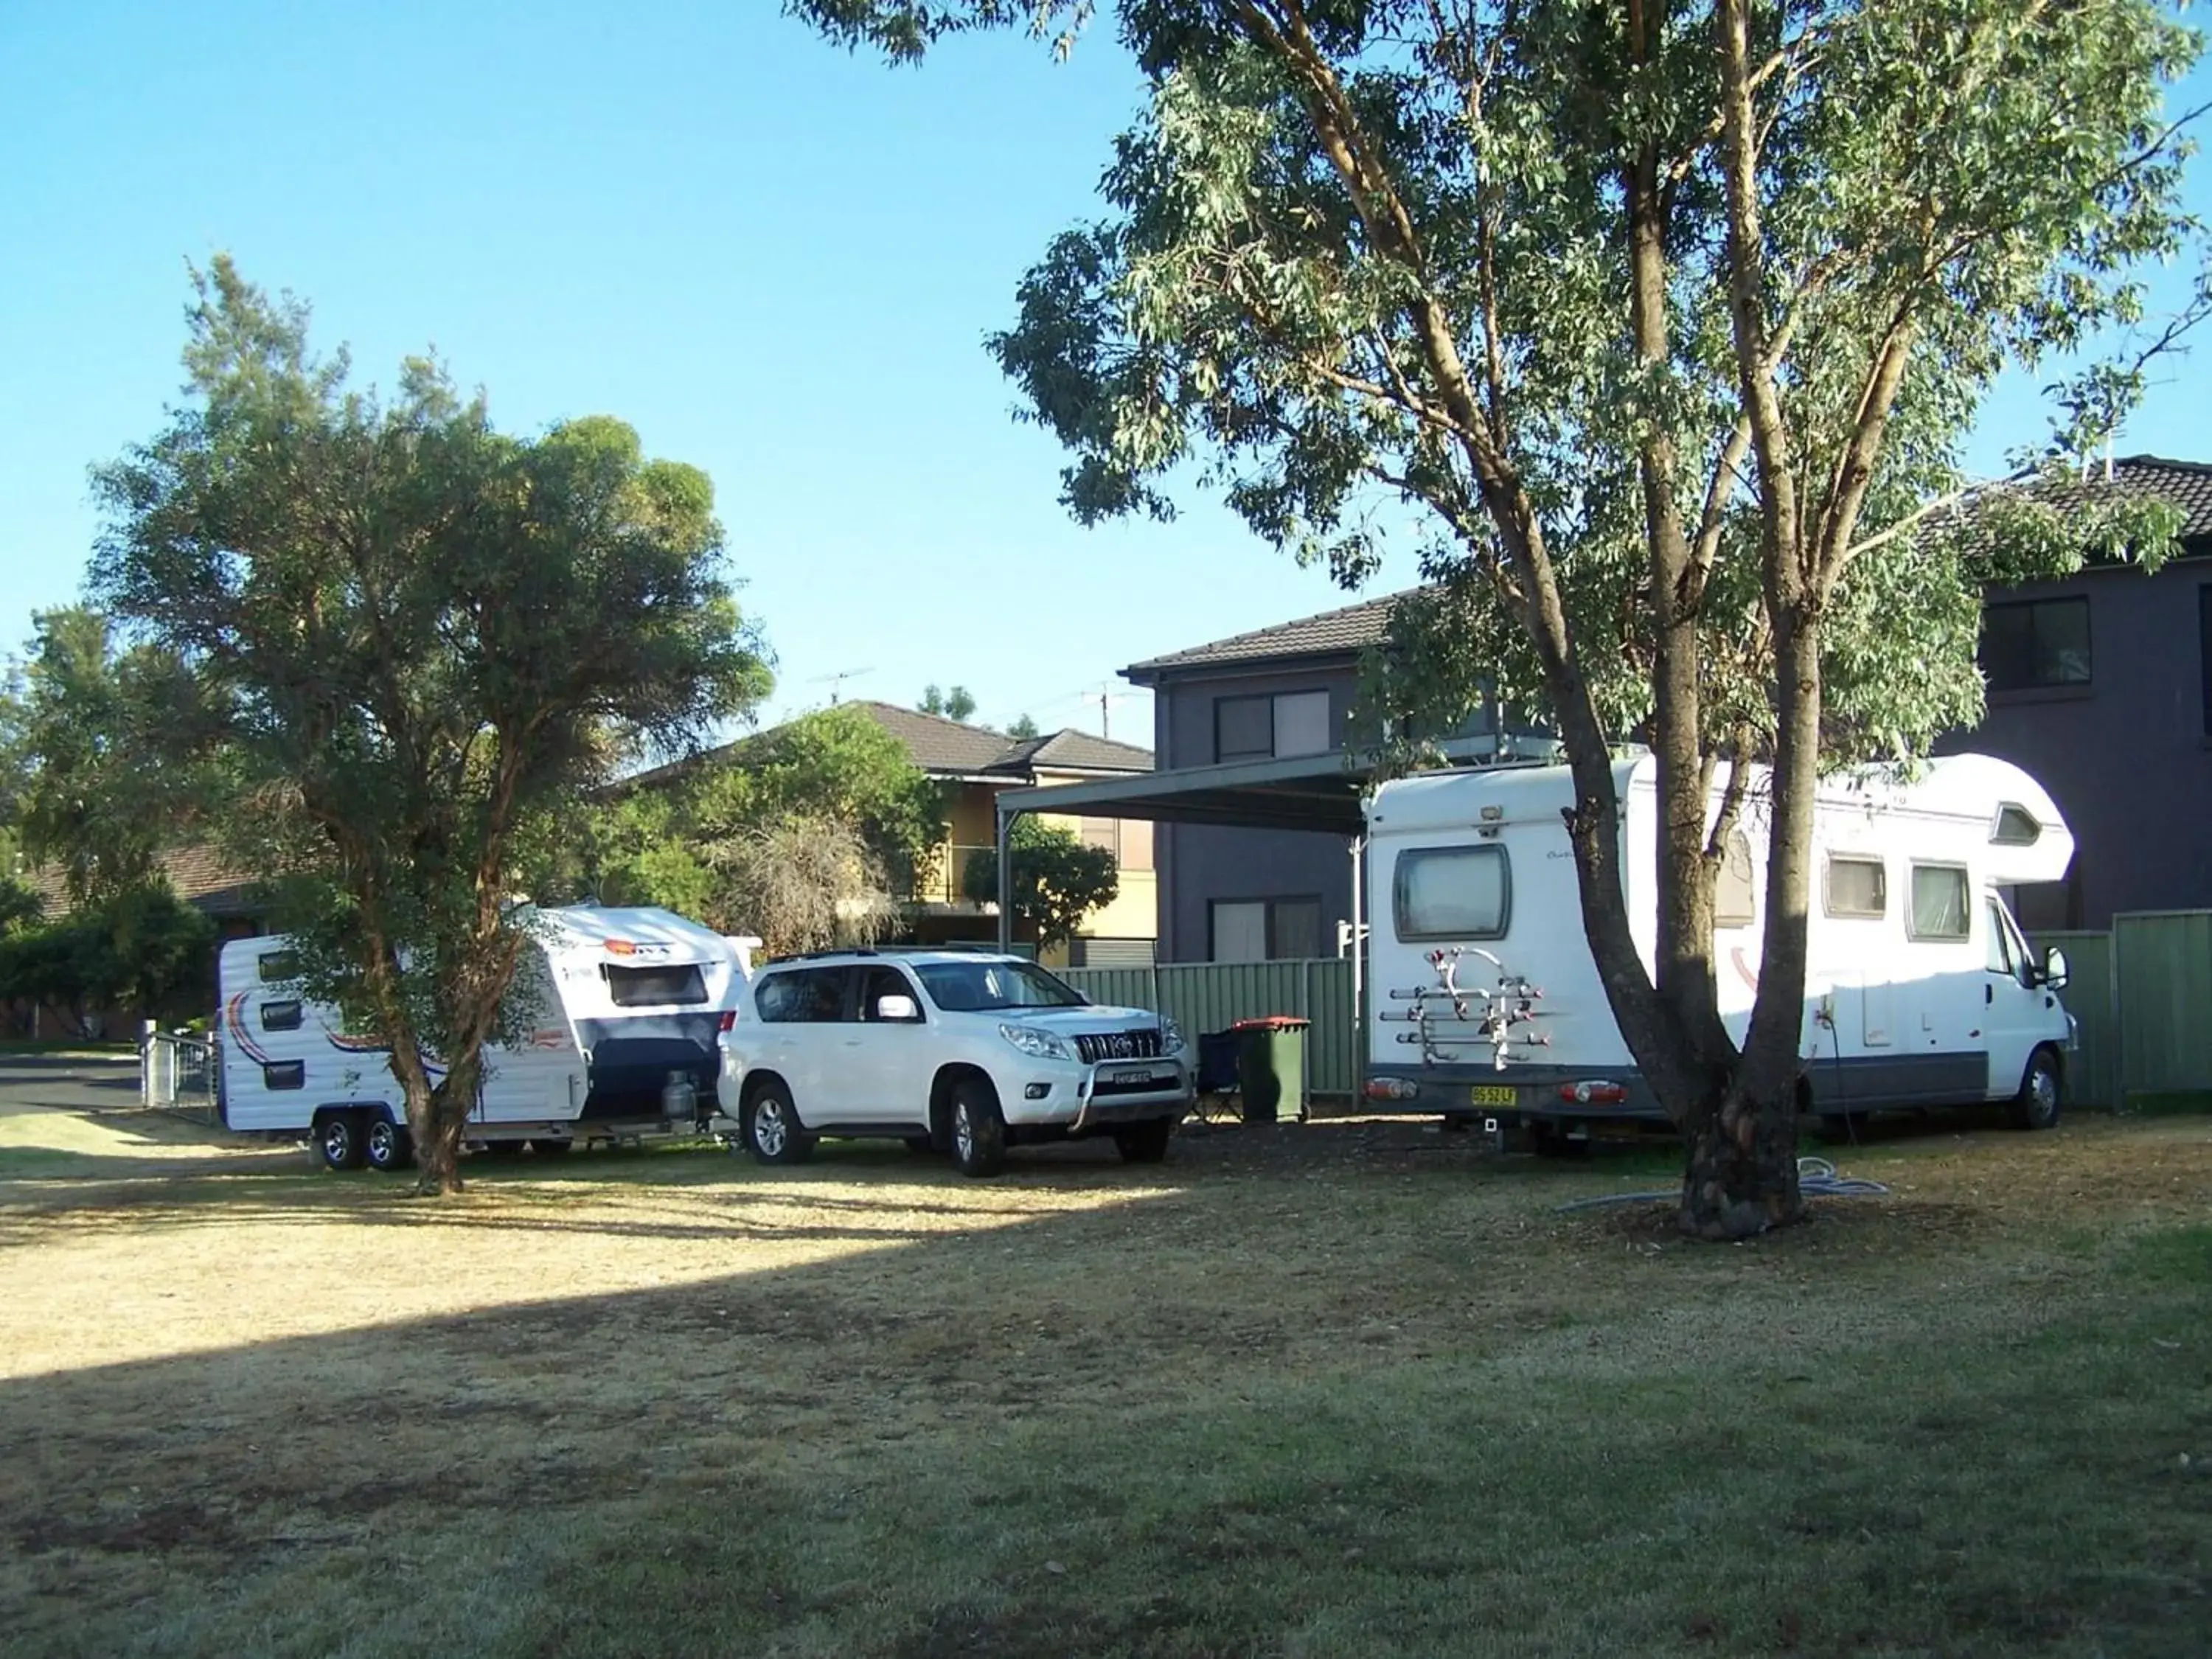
[717,1009,737,1033]
[1363,1078,1421,1102]
[1558,1081,1627,1105]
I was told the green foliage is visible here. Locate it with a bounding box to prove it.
[89,257,771,1189]
[588,706,947,929]
[962,816,1118,950]
[0,883,215,1036]
[919,684,978,723]
[5,608,202,904]
[1005,712,1042,742]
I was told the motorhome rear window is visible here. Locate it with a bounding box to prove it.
[1394,846,1510,941]
[1714,832,1756,929]
[1823,855,1887,919]
[262,1060,305,1091]
[1907,865,1970,941]
[604,964,709,1008]
[257,950,300,983]
[261,1000,304,1032]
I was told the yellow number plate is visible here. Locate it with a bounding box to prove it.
[1470,1085,1517,1106]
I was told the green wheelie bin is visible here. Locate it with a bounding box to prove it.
[1234,1015,1310,1125]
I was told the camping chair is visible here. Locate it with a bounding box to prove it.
[1186,1029,1242,1127]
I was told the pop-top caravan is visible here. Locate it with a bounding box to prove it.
[217,905,754,1170]
[1361,753,2079,1147]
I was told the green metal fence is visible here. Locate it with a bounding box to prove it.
[2112,911,2212,1100]
[2031,931,2118,1108]
[1059,958,1360,1099]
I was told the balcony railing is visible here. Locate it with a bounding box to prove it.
[904,843,1000,908]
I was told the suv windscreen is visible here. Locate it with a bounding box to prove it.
[914,959,1085,1013]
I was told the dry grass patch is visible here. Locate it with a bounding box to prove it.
[1,1107,2208,1657]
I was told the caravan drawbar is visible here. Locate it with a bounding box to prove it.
[1360,753,2079,1144]
[217,905,755,1170]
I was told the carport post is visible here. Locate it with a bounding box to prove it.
[994,801,1026,954]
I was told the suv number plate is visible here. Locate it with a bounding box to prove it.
[1113,1065,1164,1085]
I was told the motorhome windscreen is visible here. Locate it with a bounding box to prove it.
[604,964,709,1007]
[1394,846,1510,940]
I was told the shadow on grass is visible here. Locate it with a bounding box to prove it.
[3,1119,2209,1658]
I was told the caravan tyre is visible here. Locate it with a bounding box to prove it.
[2011,1047,2063,1133]
[364,1116,414,1172]
[316,1110,368,1172]
[745,1082,815,1166]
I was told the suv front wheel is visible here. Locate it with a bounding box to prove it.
[746,1080,816,1166]
[950,1077,1007,1178]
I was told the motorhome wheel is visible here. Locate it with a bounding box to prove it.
[2011,1048,2062,1133]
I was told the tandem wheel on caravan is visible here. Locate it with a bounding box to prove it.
[313,1106,414,1173]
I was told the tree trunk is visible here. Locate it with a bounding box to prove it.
[1679,1074,1806,1239]
[409,1063,473,1196]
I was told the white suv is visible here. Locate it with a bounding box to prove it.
[717,950,1192,1176]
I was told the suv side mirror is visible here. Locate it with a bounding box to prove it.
[875,993,920,1023]
[2041,947,2070,991]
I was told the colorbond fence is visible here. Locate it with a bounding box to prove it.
[2110,911,2212,1101]
[2031,931,2118,1109]
[1060,958,1360,1099]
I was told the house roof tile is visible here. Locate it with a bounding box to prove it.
[1123,590,1409,677]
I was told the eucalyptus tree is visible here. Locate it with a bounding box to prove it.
[799,0,2199,1236]
[94,259,769,1192]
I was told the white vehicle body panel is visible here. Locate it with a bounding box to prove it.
[217,905,748,1137]
[1363,753,2076,1120]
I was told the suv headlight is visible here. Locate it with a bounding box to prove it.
[998,1023,1074,1062]
[1160,1018,1186,1056]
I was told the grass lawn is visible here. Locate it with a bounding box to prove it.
[0,1108,2207,1657]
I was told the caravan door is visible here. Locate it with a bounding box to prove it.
[1981,896,2044,1099]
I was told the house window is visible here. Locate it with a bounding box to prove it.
[1077,816,1154,872]
[1714,832,1756,930]
[1823,855,1887,919]
[1980,597,2090,692]
[260,1000,304,1032]
[1210,898,1324,961]
[1214,690,1332,762]
[1907,864,1970,941]
[604,964,708,1008]
[1394,846,1511,941]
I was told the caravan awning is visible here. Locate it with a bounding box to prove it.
[994,752,1371,838]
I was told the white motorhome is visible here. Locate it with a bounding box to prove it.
[217,905,756,1170]
[1361,753,2078,1145]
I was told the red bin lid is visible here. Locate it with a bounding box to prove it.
[1231,1015,1311,1031]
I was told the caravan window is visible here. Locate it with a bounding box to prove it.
[1823,855,1887,919]
[1714,832,1756,929]
[1394,846,1510,941]
[604,963,709,1008]
[261,1000,304,1032]
[257,950,300,983]
[1907,865,1971,941]
[263,1060,305,1091]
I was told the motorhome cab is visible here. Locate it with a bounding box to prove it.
[1361,753,2078,1145]
[217,905,756,1170]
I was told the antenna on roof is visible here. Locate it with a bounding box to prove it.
[1093,681,1141,740]
[810,667,874,705]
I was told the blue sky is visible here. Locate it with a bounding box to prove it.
[3,1,2207,749]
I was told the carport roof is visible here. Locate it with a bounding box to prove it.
[993,751,1371,837]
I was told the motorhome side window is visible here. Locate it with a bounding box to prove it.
[1394,846,1510,941]
[1714,832,1756,929]
[603,963,708,1008]
[1907,864,1970,941]
[1823,855,1886,919]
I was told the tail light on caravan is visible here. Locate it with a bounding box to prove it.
[1558,1080,1628,1105]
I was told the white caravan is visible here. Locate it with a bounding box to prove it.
[217,905,755,1170]
[1361,753,2078,1144]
